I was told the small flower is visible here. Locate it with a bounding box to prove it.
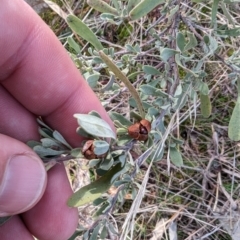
[82,140,96,160]
[82,140,108,160]
[128,119,151,141]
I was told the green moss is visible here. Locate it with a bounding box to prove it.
[39,0,64,30]
[117,23,133,44]
[227,48,234,57]
[179,67,187,78]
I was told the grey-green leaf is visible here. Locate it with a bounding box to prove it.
[66,15,103,51]
[89,224,101,240]
[67,36,81,53]
[33,145,65,158]
[228,97,240,141]
[27,140,41,148]
[100,225,108,239]
[177,32,186,52]
[129,0,165,21]
[88,159,101,168]
[211,0,220,27]
[74,114,116,139]
[160,48,178,62]
[37,118,53,131]
[40,138,62,148]
[169,147,183,167]
[53,130,72,149]
[94,202,111,217]
[93,140,110,155]
[217,27,240,37]
[184,32,198,51]
[38,127,53,139]
[89,110,102,118]
[199,82,209,95]
[86,73,100,88]
[200,93,212,118]
[140,84,169,97]
[87,0,118,15]
[109,112,132,127]
[67,162,125,207]
[76,127,93,138]
[127,0,141,13]
[100,157,114,170]
[143,65,161,75]
[71,148,83,158]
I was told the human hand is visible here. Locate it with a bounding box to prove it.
[0,1,113,239]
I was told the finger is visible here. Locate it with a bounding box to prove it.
[0,216,34,240]
[0,134,46,217]
[22,164,78,240]
[0,0,113,147]
[0,1,112,239]
[0,86,77,239]
[0,86,38,143]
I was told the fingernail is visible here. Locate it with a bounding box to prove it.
[0,153,47,216]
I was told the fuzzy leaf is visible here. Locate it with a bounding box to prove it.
[67,36,81,53]
[211,0,220,27]
[100,157,114,170]
[228,97,240,141]
[74,114,116,139]
[160,48,178,62]
[199,82,209,95]
[109,112,132,127]
[86,73,100,88]
[200,93,212,118]
[204,35,218,55]
[53,130,72,149]
[100,225,108,239]
[184,32,198,51]
[76,127,92,138]
[169,147,183,167]
[87,0,118,15]
[217,27,240,37]
[40,138,62,148]
[88,159,101,168]
[177,32,186,52]
[89,110,102,118]
[71,148,83,158]
[143,65,161,75]
[33,146,65,158]
[89,224,101,240]
[27,140,41,148]
[129,0,165,20]
[93,202,111,217]
[93,140,109,155]
[140,84,169,97]
[66,15,103,51]
[127,0,141,13]
[67,162,125,207]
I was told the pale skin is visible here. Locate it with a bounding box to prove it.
[0,1,113,239]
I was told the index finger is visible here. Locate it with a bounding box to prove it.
[0,0,112,146]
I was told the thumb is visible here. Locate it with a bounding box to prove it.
[0,134,47,217]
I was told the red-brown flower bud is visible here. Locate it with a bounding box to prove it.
[128,119,151,141]
[82,140,108,160]
[82,140,96,160]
